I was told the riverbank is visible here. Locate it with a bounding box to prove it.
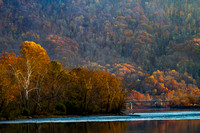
[0,112,127,121]
[1,106,200,121]
[1,111,200,124]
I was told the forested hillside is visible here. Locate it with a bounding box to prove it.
[0,0,200,105]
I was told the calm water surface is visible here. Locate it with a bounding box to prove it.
[1,120,200,133]
[1,111,200,133]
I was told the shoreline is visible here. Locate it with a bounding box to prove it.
[1,110,200,124]
[1,107,200,121]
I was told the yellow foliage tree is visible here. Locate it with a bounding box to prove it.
[15,41,50,106]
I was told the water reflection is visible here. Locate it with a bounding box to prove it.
[0,122,127,133]
[1,120,200,133]
[128,120,200,133]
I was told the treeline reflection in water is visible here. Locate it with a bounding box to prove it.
[1,120,200,133]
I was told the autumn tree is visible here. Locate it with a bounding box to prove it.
[40,61,69,113]
[14,41,50,108]
[0,52,22,118]
[67,68,125,114]
[0,53,18,107]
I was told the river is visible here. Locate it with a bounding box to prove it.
[1,111,200,133]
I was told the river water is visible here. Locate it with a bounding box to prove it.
[1,111,200,133]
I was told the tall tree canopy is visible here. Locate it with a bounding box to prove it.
[13,41,50,107]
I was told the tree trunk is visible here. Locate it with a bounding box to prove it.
[25,89,29,109]
[33,88,40,114]
[83,90,88,114]
[106,82,110,113]
[106,94,110,113]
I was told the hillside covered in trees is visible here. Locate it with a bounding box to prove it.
[0,0,200,116]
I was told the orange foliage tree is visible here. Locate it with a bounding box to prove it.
[0,52,20,109]
[14,41,50,107]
